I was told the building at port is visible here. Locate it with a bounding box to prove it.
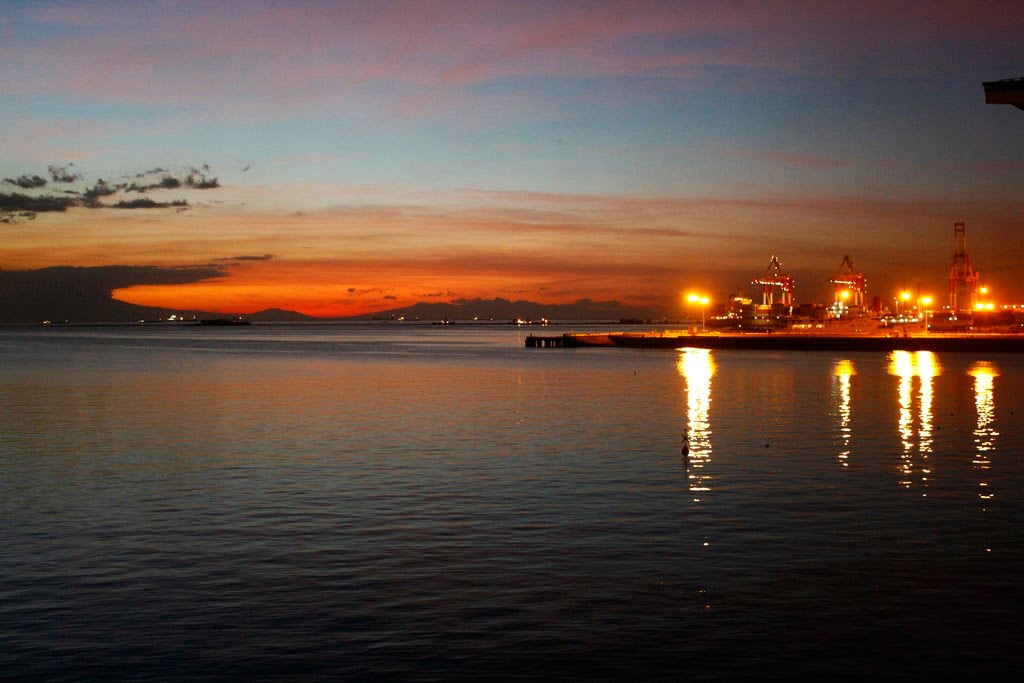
[705,223,1021,334]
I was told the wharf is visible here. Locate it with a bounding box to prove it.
[526,331,1024,353]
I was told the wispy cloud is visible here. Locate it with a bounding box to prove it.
[218,254,275,262]
[5,1,1019,115]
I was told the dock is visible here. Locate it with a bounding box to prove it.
[524,334,583,348]
[526,331,1024,353]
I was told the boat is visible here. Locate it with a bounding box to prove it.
[198,317,251,326]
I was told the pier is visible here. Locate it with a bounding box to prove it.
[526,331,1024,353]
[525,334,579,348]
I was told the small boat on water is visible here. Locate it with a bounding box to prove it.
[198,317,251,326]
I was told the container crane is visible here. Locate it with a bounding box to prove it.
[829,255,866,311]
[753,255,793,308]
[949,222,979,312]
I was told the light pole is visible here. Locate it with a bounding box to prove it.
[919,296,932,333]
[687,294,709,332]
[899,291,911,335]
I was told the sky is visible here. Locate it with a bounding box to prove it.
[1,0,1022,318]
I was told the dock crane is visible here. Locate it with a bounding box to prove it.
[829,255,866,310]
[949,222,979,312]
[753,255,793,308]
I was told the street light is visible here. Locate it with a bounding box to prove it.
[919,295,932,333]
[898,291,911,335]
[975,286,995,312]
[687,294,709,332]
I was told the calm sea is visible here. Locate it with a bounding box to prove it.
[2,324,1022,680]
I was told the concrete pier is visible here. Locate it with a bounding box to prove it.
[526,331,1024,352]
[525,334,578,348]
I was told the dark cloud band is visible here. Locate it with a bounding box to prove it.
[1,163,221,222]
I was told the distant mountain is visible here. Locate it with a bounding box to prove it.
[247,308,318,322]
[0,266,662,323]
[346,297,665,322]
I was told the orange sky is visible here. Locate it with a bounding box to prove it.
[5,187,1020,318]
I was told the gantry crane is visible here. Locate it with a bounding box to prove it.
[829,255,866,308]
[753,255,793,307]
[949,222,979,312]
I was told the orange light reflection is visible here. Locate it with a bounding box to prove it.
[678,348,715,502]
[887,351,941,493]
[969,362,999,503]
[832,360,855,467]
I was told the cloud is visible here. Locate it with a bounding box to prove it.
[0,191,77,222]
[48,164,82,183]
[185,166,220,189]
[111,198,189,209]
[383,294,398,300]
[4,174,48,189]
[0,0,1019,143]
[125,176,181,192]
[0,264,227,322]
[0,162,222,221]
[219,254,275,261]
[82,179,118,203]
[124,166,219,193]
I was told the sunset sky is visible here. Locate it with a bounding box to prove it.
[2,0,1022,317]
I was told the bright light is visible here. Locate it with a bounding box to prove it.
[686,293,710,331]
[901,291,911,301]
[981,286,989,295]
[920,296,932,307]
[841,290,850,300]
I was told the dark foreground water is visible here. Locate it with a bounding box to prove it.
[1,324,1022,680]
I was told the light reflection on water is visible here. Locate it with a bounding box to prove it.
[887,350,941,493]
[2,327,1024,678]
[677,348,715,501]
[832,359,855,466]
[970,361,999,503]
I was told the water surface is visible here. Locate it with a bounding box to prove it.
[2,324,1022,679]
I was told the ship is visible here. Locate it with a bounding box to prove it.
[198,317,251,326]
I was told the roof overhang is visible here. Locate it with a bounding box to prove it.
[983,78,1024,111]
